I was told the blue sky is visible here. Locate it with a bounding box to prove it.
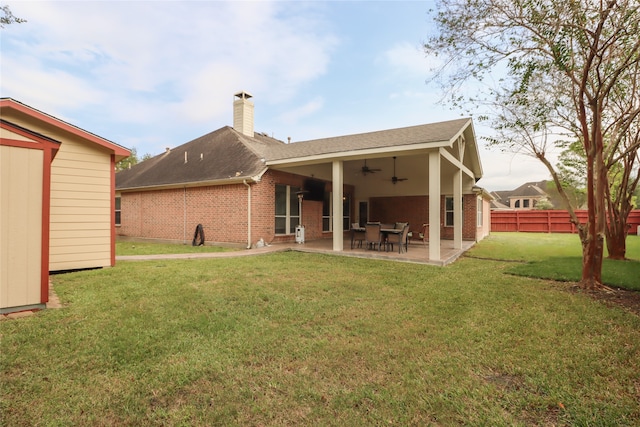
[1,0,551,190]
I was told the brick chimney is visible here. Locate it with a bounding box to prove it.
[233,91,254,137]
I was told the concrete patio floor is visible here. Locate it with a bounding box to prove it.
[281,237,476,266]
[117,237,476,266]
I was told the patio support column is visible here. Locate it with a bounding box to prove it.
[332,160,344,251]
[429,150,441,261]
[453,169,462,249]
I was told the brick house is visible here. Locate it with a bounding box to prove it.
[489,180,582,211]
[116,92,491,262]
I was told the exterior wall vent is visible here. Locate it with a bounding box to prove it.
[233,91,254,137]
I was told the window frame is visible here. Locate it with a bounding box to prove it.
[445,196,463,227]
[322,192,350,232]
[115,195,121,227]
[275,184,300,235]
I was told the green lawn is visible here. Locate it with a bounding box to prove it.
[1,235,639,426]
[468,233,640,290]
[116,240,236,256]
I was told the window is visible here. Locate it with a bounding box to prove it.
[115,196,121,226]
[322,192,350,232]
[477,197,483,227]
[523,199,530,208]
[514,199,521,208]
[445,196,463,227]
[343,195,351,231]
[275,184,300,234]
[322,191,331,231]
[445,196,454,227]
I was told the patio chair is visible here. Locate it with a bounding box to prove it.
[398,223,410,253]
[418,223,429,246]
[365,223,382,251]
[351,222,365,249]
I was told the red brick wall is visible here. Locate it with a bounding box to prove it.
[464,193,477,240]
[369,195,428,235]
[370,194,478,240]
[440,194,477,240]
[117,169,352,246]
[118,185,251,244]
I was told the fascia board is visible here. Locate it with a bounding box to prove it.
[458,119,484,178]
[0,98,131,158]
[118,175,260,192]
[266,141,451,167]
[448,118,472,147]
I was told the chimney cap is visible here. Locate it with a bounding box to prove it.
[234,91,253,100]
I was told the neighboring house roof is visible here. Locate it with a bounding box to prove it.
[0,98,130,161]
[490,190,511,203]
[489,193,511,209]
[490,180,552,209]
[508,181,549,199]
[116,126,285,190]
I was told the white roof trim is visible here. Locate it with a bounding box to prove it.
[266,141,450,167]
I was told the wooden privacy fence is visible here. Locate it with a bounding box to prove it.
[491,210,640,234]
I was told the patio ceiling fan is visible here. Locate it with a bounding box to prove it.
[390,156,408,184]
[361,159,381,175]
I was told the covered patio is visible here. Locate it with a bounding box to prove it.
[265,118,489,263]
[275,235,476,266]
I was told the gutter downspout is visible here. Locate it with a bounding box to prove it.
[243,180,252,249]
[183,186,187,244]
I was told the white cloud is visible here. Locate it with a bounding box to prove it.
[380,41,432,76]
[0,55,106,113]
[1,1,338,126]
[477,149,552,191]
[278,97,325,125]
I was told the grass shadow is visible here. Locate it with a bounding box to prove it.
[507,256,640,291]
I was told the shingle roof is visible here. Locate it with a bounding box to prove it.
[116,126,284,190]
[265,118,472,161]
[508,181,549,198]
[116,117,480,190]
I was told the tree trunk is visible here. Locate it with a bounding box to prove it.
[579,102,606,290]
[580,227,604,289]
[605,207,628,260]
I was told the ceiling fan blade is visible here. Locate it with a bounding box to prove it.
[361,159,382,175]
[390,157,407,183]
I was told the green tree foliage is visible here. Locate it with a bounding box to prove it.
[533,197,554,210]
[556,140,588,209]
[1,5,25,28]
[425,0,640,288]
[115,147,151,172]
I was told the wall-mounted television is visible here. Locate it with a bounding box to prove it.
[303,178,325,201]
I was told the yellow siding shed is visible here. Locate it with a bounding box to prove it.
[1,99,129,313]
